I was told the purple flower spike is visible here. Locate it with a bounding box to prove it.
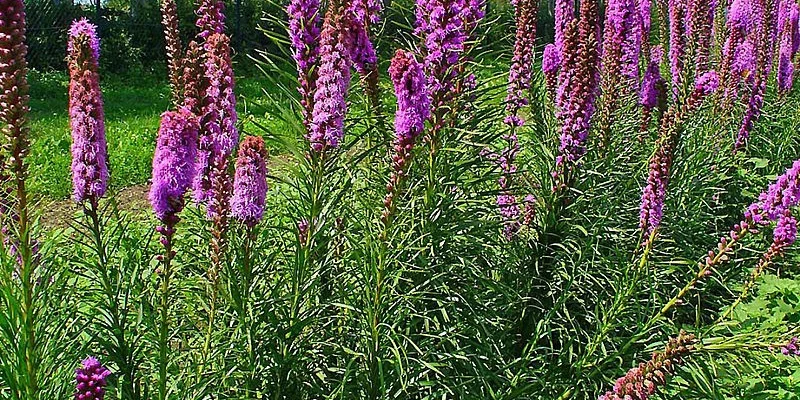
[602,0,641,84]
[231,136,269,227]
[640,47,665,109]
[197,0,225,39]
[288,0,321,124]
[542,43,561,93]
[554,0,576,70]
[781,337,800,356]
[68,19,108,204]
[668,0,687,98]
[150,109,200,221]
[308,5,351,152]
[693,70,719,95]
[383,49,430,223]
[75,356,111,400]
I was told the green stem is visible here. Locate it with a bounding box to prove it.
[158,220,176,400]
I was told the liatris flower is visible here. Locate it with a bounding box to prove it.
[746,159,800,225]
[685,0,715,75]
[383,49,430,224]
[348,0,380,75]
[505,0,538,127]
[288,0,321,124]
[297,218,310,245]
[639,0,653,50]
[74,356,111,400]
[197,0,225,40]
[598,331,696,400]
[194,32,238,208]
[780,337,800,356]
[149,110,199,221]
[668,0,687,98]
[182,40,204,115]
[542,43,561,95]
[68,19,108,205]
[161,0,183,106]
[231,136,269,227]
[639,71,718,240]
[553,0,601,189]
[308,3,351,152]
[777,0,799,92]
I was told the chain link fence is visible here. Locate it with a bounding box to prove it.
[26,0,277,72]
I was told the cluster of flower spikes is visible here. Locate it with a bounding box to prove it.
[74,356,111,400]
[735,0,779,150]
[639,71,719,242]
[193,32,238,216]
[552,0,601,190]
[383,49,430,224]
[415,0,483,121]
[68,19,108,206]
[776,0,800,92]
[231,136,269,227]
[639,46,667,133]
[149,109,200,222]
[504,0,537,127]
[161,0,183,106]
[720,0,757,101]
[287,0,321,125]
[781,337,800,356]
[598,330,696,400]
[307,0,352,153]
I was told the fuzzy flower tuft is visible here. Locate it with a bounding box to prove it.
[231,136,269,227]
[640,47,665,109]
[542,43,561,93]
[149,110,199,221]
[68,19,108,204]
[74,356,111,400]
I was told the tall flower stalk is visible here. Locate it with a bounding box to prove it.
[668,0,687,99]
[719,0,756,103]
[0,0,36,395]
[639,71,718,246]
[348,0,381,109]
[194,31,238,373]
[368,49,430,399]
[229,135,268,391]
[149,109,199,400]
[777,0,800,93]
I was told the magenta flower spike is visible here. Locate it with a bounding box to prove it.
[197,0,225,40]
[149,109,200,221]
[308,4,352,153]
[554,0,576,74]
[68,19,108,205]
[640,47,665,110]
[347,0,381,76]
[383,49,430,223]
[542,43,561,94]
[287,0,321,124]
[231,136,269,227]
[668,0,687,98]
[74,356,111,400]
